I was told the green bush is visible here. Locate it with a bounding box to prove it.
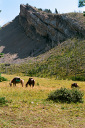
[71,76,85,81]
[83,11,85,16]
[47,88,84,103]
[0,76,7,82]
[44,9,52,13]
[0,97,8,106]
[38,8,42,11]
[0,53,4,58]
[0,53,4,55]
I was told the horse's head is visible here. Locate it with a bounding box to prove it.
[9,82,12,86]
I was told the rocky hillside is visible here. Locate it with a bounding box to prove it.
[19,4,85,42]
[0,4,85,63]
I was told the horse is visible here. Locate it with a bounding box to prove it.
[9,77,24,87]
[25,78,35,87]
[71,83,79,88]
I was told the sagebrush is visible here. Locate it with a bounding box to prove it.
[47,87,84,103]
[0,97,8,106]
[0,76,7,82]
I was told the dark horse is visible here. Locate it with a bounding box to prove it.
[71,83,79,88]
[26,78,35,87]
[9,77,24,87]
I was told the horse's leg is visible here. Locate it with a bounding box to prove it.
[32,84,34,88]
[22,83,23,87]
[21,82,23,87]
[29,84,31,87]
[21,80,24,87]
[13,83,16,86]
[26,81,29,87]
[26,84,28,87]
[32,81,35,88]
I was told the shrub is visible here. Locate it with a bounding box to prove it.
[38,8,42,11]
[0,53,4,55]
[0,53,4,58]
[37,82,39,86]
[0,76,7,82]
[44,9,52,13]
[83,11,85,16]
[71,76,85,81]
[26,3,29,10]
[47,88,84,103]
[0,97,8,106]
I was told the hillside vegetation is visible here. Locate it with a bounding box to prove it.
[1,38,85,79]
[24,38,85,79]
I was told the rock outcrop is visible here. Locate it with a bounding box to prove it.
[19,4,85,44]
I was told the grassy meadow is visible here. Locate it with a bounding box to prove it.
[0,74,85,128]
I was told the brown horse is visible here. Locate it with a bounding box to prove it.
[26,78,35,87]
[9,77,24,87]
[71,83,79,88]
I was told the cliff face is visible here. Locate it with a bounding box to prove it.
[19,4,85,44]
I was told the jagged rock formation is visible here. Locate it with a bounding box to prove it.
[0,4,85,63]
[19,4,85,43]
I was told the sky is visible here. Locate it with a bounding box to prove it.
[0,0,85,26]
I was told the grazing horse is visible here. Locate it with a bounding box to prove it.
[9,77,24,87]
[26,78,35,87]
[71,83,79,88]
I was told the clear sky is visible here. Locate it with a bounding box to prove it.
[0,0,85,26]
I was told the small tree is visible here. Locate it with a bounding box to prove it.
[38,8,42,11]
[44,9,52,13]
[78,0,85,7]
[55,8,58,14]
[83,11,85,16]
[26,3,29,10]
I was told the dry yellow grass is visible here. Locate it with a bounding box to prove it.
[0,74,85,128]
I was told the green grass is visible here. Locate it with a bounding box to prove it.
[0,74,85,128]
